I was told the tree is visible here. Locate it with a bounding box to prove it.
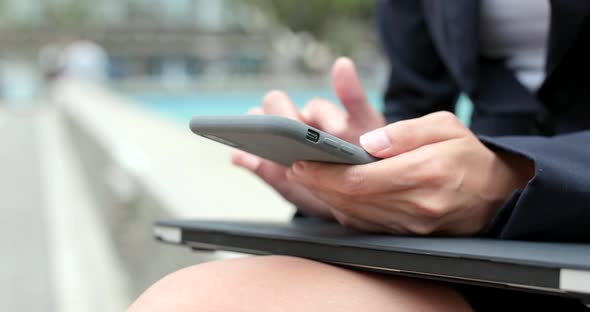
[248,0,373,34]
[247,0,375,55]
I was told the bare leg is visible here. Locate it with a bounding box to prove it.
[128,256,472,312]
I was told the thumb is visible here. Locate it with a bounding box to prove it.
[359,112,467,158]
[332,57,378,127]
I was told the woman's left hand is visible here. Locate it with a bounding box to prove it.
[287,111,534,235]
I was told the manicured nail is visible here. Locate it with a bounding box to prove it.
[360,129,391,153]
[238,154,261,171]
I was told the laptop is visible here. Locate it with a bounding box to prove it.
[154,218,590,305]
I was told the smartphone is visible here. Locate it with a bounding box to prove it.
[190,115,379,166]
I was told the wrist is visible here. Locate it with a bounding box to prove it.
[492,150,535,199]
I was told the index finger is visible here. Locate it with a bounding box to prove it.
[262,90,302,121]
[360,111,468,158]
[331,58,378,127]
[291,148,429,195]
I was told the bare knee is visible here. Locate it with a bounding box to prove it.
[128,255,471,312]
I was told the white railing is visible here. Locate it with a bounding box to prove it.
[54,79,293,298]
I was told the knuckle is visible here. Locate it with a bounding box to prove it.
[412,200,447,219]
[432,111,457,122]
[433,111,464,129]
[405,221,436,235]
[337,168,367,195]
[424,204,446,219]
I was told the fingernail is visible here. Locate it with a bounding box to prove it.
[238,154,261,171]
[360,129,391,153]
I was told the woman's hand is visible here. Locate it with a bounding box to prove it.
[288,111,535,235]
[231,57,385,219]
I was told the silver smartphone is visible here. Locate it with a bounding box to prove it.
[190,115,379,166]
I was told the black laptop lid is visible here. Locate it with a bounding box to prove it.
[154,219,590,302]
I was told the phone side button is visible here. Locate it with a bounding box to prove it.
[340,146,355,156]
[323,138,339,149]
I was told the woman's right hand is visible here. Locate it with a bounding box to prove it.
[231,58,385,220]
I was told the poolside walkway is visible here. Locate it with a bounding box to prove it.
[0,109,55,311]
[56,80,295,221]
[44,80,299,303]
[0,106,130,311]
[0,81,305,309]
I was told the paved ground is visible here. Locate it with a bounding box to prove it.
[0,107,129,312]
[39,107,129,312]
[0,110,55,311]
[0,81,300,310]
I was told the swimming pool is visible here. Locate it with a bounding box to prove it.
[130,89,383,124]
[131,89,472,125]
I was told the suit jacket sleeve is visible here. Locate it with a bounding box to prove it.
[376,0,460,123]
[479,131,590,242]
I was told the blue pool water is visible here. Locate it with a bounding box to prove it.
[130,89,383,124]
[131,89,472,125]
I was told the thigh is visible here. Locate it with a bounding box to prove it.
[128,255,471,312]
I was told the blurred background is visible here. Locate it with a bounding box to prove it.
[0,0,387,311]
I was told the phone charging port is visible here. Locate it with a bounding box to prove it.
[306,129,320,142]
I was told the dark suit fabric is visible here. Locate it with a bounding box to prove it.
[376,0,590,242]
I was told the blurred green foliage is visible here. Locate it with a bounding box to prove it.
[45,0,93,25]
[0,0,93,26]
[248,0,375,54]
[248,0,374,35]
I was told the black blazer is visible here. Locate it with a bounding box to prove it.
[376,0,590,241]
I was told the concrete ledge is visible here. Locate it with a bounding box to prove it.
[53,80,293,297]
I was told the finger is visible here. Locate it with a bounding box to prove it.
[359,111,467,158]
[233,150,287,186]
[289,158,455,235]
[234,151,334,219]
[356,190,447,235]
[231,149,263,172]
[291,146,436,195]
[233,107,272,171]
[318,193,415,234]
[255,163,333,219]
[301,98,346,135]
[262,90,302,120]
[247,107,264,115]
[332,57,379,127]
[303,178,450,235]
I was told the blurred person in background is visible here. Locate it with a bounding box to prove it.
[130,1,590,311]
[61,39,109,82]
